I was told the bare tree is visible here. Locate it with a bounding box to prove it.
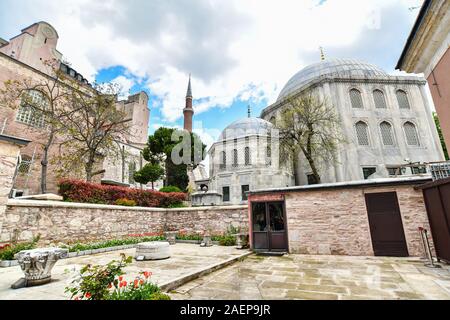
[276,92,343,184]
[0,59,80,193]
[56,83,133,181]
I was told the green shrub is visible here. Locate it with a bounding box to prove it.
[218,235,236,246]
[0,235,40,261]
[66,236,165,253]
[159,186,182,193]
[176,233,202,241]
[114,198,137,207]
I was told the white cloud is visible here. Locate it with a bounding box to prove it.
[1,0,423,124]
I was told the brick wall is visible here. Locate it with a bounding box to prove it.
[250,184,432,257]
[0,200,248,244]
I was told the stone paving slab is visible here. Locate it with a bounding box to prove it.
[0,244,248,300]
[169,254,450,300]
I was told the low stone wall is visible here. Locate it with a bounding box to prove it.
[0,200,248,244]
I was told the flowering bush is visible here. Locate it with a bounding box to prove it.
[65,254,170,300]
[58,179,186,208]
[114,198,137,207]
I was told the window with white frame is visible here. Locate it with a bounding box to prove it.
[355,121,370,146]
[380,121,395,146]
[16,90,49,127]
[396,90,410,109]
[349,89,363,109]
[373,89,387,109]
[403,121,419,146]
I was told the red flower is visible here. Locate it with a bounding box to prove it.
[119,276,123,281]
[140,279,144,285]
[143,271,152,278]
[134,279,139,288]
[85,292,91,299]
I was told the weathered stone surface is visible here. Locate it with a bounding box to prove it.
[16,194,63,201]
[251,184,433,257]
[135,241,170,260]
[13,247,68,288]
[1,201,248,244]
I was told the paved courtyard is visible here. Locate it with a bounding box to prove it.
[0,244,247,300]
[170,254,450,300]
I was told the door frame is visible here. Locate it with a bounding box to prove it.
[250,200,289,252]
[364,191,409,257]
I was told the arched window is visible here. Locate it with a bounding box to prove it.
[404,122,419,146]
[373,89,387,109]
[396,90,410,109]
[349,89,363,109]
[220,151,226,169]
[244,147,250,166]
[355,121,370,146]
[16,90,49,127]
[266,145,272,166]
[270,116,276,126]
[380,121,394,146]
[232,149,238,167]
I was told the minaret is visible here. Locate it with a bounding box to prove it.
[320,46,326,61]
[183,74,194,132]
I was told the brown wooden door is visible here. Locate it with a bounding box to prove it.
[251,201,288,252]
[365,192,409,257]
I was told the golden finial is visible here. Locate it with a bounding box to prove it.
[320,47,325,61]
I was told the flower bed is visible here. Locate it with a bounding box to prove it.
[58,179,186,208]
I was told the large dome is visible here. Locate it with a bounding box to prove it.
[218,117,273,141]
[277,58,388,101]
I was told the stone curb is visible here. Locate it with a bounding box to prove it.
[159,251,253,292]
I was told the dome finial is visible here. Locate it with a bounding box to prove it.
[247,104,251,118]
[320,46,325,61]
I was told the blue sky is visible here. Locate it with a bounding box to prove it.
[0,0,423,146]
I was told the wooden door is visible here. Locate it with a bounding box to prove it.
[365,192,409,257]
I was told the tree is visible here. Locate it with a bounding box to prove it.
[142,127,206,190]
[0,59,80,193]
[433,112,449,160]
[276,92,343,184]
[56,82,132,181]
[133,163,164,190]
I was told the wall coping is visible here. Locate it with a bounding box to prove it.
[6,199,247,212]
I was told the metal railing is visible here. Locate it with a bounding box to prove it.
[429,161,450,181]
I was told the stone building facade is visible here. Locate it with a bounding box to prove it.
[194,117,294,205]
[248,177,434,257]
[261,59,445,185]
[0,22,151,194]
[396,0,450,152]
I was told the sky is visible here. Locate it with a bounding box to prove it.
[0,0,424,149]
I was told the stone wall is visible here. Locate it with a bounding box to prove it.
[249,183,432,257]
[0,200,248,244]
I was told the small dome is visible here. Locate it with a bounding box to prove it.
[219,117,273,141]
[277,58,388,101]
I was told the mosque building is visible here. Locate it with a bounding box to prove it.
[193,57,445,206]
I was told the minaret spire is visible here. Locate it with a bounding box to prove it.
[183,74,194,132]
[186,73,192,98]
[247,105,251,118]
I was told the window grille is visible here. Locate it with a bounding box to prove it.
[396,90,410,109]
[220,151,226,170]
[404,122,419,146]
[355,121,369,146]
[373,90,387,109]
[16,90,48,127]
[380,121,394,146]
[232,149,238,167]
[244,146,250,166]
[349,89,363,109]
